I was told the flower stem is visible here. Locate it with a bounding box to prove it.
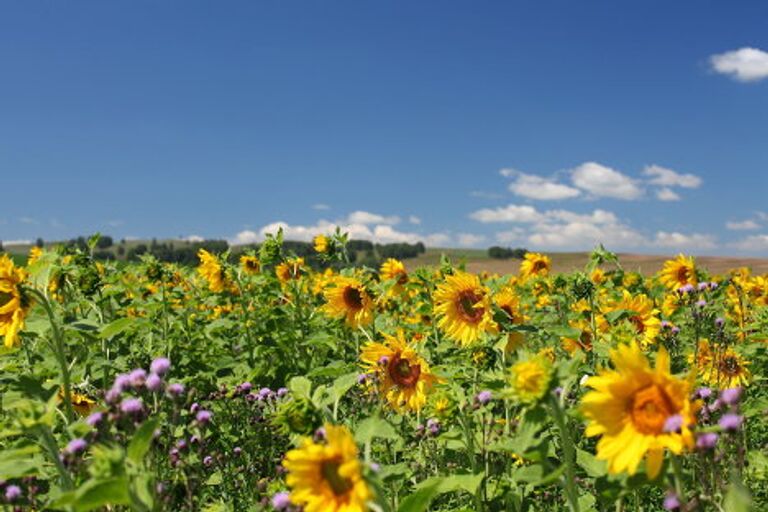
[549,395,580,512]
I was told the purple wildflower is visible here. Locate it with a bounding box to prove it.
[271,491,291,510]
[203,455,213,467]
[120,398,144,415]
[146,373,163,392]
[277,387,288,398]
[196,410,213,425]
[696,432,719,450]
[65,438,88,455]
[150,357,171,376]
[129,368,148,388]
[663,414,683,433]
[4,485,21,502]
[86,412,104,427]
[695,387,712,400]
[166,383,185,397]
[238,382,253,394]
[721,387,742,406]
[258,387,272,400]
[663,492,681,510]
[719,413,744,432]
[475,390,493,406]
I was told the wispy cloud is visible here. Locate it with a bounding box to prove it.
[726,219,760,231]
[570,162,643,200]
[503,169,581,200]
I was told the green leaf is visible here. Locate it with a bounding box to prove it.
[330,372,358,402]
[99,318,136,339]
[577,448,607,478]
[127,419,159,464]
[206,471,223,486]
[355,415,398,445]
[605,309,630,323]
[397,473,484,512]
[724,479,752,512]
[70,477,131,512]
[289,376,312,399]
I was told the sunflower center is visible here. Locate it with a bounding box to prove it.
[343,286,364,310]
[321,458,354,496]
[387,354,421,388]
[532,260,548,273]
[456,291,484,323]
[0,290,13,307]
[630,385,675,435]
[395,271,408,285]
[719,355,740,376]
[629,315,646,334]
[676,266,690,283]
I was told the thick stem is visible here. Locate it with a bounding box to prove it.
[549,395,580,512]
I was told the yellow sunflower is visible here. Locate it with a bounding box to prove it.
[239,255,260,275]
[495,288,527,352]
[380,258,408,284]
[276,257,306,284]
[197,249,228,293]
[606,291,661,347]
[360,331,440,412]
[433,271,497,346]
[508,356,552,404]
[692,339,751,389]
[59,387,96,416]
[313,234,329,254]
[283,424,371,512]
[519,252,551,280]
[323,276,373,328]
[581,342,696,479]
[27,246,43,265]
[0,254,31,348]
[659,254,697,291]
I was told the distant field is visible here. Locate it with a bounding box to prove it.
[408,249,768,276]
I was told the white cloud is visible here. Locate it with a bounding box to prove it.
[726,220,760,231]
[499,168,517,177]
[457,233,486,247]
[469,204,543,223]
[733,234,768,251]
[710,47,768,82]
[408,215,422,225]
[643,165,701,188]
[570,162,643,200]
[507,172,581,200]
[312,203,331,211]
[345,210,400,225]
[495,229,525,244]
[656,188,681,201]
[181,235,205,242]
[528,219,645,249]
[653,231,716,250]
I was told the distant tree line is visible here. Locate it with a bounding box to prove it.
[487,246,529,259]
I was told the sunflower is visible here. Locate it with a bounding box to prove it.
[692,339,751,389]
[360,331,440,412]
[323,276,373,328]
[0,255,31,348]
[508,356,552,405]
[433,271,497,346]
[659,254,697,291]
[239,255,260,275]
[606,291,661,347]
[495,288,527,351]
[581,342,696,479]
[283,424,371,512]
[314,234,329,254]
[380,258,408,285]
[590,267,606,285]
[197,249,228,293]
[27,246,43,265]
[276,257,306,284]
[519,252,551,280]
[59,387,96,416]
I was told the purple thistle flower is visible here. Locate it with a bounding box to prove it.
[4,485,22,502]
[719,413,744,432]
[196,410,213,425]
[146,373,163,392]
[65,438,88,455]
[203,455,213,467]
[113,373,131,392]
[671,326,681,335]
[238,381,253,394]
[721,387,742,406]
[475,390,493,406]
[233,446,242,456]
[378,355,389,365]
[697,282,709,291]
[696,432,719,450]
[277,387,288,398]
[190,435,200,445]
[695,387,712,400]
[663,414,683,433]
[258,387,273,400]
[86,412,104,427]
[661,320,671,329]
[314,427,326,442]
[663,492,681,510]
[427,418,440,436]
[166,383,185,397]
[715,317,725,328]
[120,398,144,415]
[150,357,171,376]
[128,368,147,388]
[271,491,291,510]
[695,299,707,308]
[190,402,200,414]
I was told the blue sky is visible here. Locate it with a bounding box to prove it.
[2,1,768,254]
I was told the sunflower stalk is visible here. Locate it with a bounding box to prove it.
[28,288,75,423]
[549,394,581,512]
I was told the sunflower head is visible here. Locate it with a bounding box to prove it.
[197,249,229,293]
[508,356,552,405]
[283,424,371,512]
[360,332,440,413]
[659,254,697,291]
[0,254,31,348]
[607,291,661,347]
[380,258,408,285]
[276,257,306,284]
[314,234,329,254]
[322,276,373,328]
[581,342,696,479]
[239,255,261,275]
[433,271,497,346]
[519,253,551,280]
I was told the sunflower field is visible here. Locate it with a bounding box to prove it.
[1,231,766,512]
